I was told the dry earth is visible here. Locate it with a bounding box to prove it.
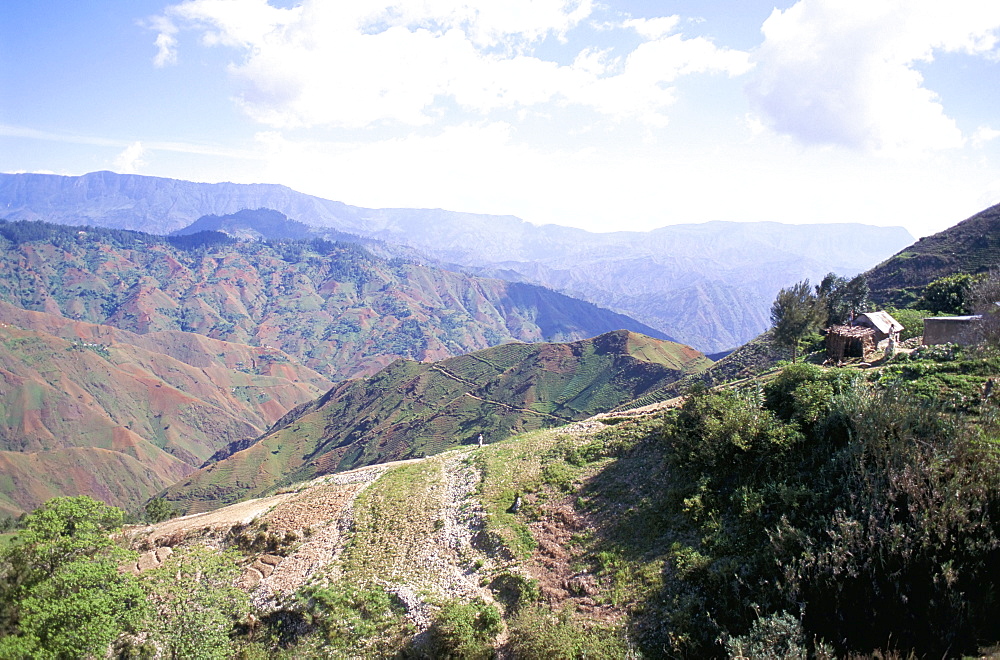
[125,416,630,648]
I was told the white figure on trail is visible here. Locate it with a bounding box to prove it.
[478,433,484,448]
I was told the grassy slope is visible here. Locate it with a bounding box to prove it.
[122,344,1000,659]
[163,331,711,511]
[867,201,1000,307]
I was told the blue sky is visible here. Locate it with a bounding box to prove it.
[2,1,1000,237]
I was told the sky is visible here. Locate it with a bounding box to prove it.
[2,1,1000,238]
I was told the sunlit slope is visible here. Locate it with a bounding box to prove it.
[0,220,671,381]
[164,330,710,511]
[0,305,330,514]
[867,201,1000,307]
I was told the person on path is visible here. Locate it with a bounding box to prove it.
[478,433,484,448]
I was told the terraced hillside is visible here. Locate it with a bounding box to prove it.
[163,330,710,511]
[115,347,1000,659]
[0,302,330,516]
[0,219,671,380]
[868,201,1000,307]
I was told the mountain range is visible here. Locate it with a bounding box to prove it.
[0,219,694,513]
[0,171,914,352]
[0,301,330,516]
[0,219,666,381]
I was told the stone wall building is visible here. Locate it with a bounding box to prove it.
[923,315,981,345]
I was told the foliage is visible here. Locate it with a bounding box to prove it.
[723,611,833,660]
[0,496,147,659]
[770,280,825,362]
[969,270,1000,346]
[508,605,635,659]
[921,273,982,314]
[635,361,1000,658]
[165,230,234,251]
[143,497,180,523]
[144,546,250,660]
[294,581,411,657]
[427,598,502,660]
[884,307,932,341]
[817,272,871,325]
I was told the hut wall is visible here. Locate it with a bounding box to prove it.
[826,326,876,360]
[923,317,980,345]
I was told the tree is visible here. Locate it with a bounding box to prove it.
[0,497,148,659]
[771,280,825,363]
[145,546,249,659]
[816,272,871,326]
[968,270,1000,345]
[144,497,179,524]
[921,273,981,314]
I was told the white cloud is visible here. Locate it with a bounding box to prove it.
[973,126,1000,148]
[147,15,179,67]
[152,0,749,129]
[747,0,1000,154]
[113,142,149,173]
[623,16,680,40]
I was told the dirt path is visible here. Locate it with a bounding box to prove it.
[463,392,573,422]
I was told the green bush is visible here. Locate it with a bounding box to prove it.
[295,581,410,656]
[488,571,540,612]
[508,605,634,659]
[643,360,1000,657]
[427,598,502,659]
[885,307,932,341]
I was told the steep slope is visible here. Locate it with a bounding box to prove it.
[0,220,671,381]
[125,345,1000,659]
[867,202,1000,307]
[163,330,710,511]
[0,171,913,352]
[0,304,330,515]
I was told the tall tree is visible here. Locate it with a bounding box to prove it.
[816,272,871,326]
[922,273,981,314]
[771,280,825,363]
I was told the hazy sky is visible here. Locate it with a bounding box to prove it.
[2,0,1000,237]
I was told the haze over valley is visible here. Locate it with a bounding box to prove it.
[4,1,1000,657]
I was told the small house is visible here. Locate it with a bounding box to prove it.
[923,315,981,345]
[826,325,876,360]
[853,311,903,344]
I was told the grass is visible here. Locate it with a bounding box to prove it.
[342,460,445,583]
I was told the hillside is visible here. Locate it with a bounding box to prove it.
[0,219,671,381]
[42,345,997,659]
[163,330,710,511]
[867,201,1000,307]
[0,302,330,515]
[0,171,913,351]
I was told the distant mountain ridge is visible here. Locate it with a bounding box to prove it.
[163,329,711,511]
[0,171,914,351]
[0,219,671,381]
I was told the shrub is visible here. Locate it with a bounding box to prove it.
[508,605,634,659]
[295,581,410,656]
[427,598,502,660]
